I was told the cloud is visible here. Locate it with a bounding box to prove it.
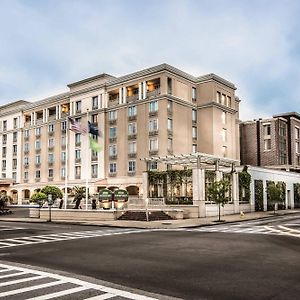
[0,0,300,121]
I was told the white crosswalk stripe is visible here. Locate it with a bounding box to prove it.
[0,228,150,249]
[0,263,158,300]
[188,223,300,238]
[0,225,25,231]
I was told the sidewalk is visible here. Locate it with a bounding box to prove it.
[1,209,299,229]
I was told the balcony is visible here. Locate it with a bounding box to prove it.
[48,131,54,136]
[149,130,158,137]
[2,140,6,145]
[149,110,158,117]
[48,177,53,181]
[48,115,56,121]
[75,142,81,147]
[91,173,98,179]
[1,167,6,171]
[109,155,117,160]
[2,153,6,158]
[128,152,137,158]
[35,178,41,182]
[109,119,117,125]
[61,129,66,134]
[128,115,137,121]
[128,171,136,176]
[35,148,41,153]
[75,158,81,163]
[24,149,29,154]
[109,137,117,143]
[24,136,29,141]
[13,139,17,143]
[35,163,41,168]
[127,94,139,102]
[48,146,54,151]
[147,88,160,98]
[149,150,159,156]
[13,152,17,157]
[36,118,43,125]
[128,134,137,140]
[92,104,99,110]
[24,164,29,169]
[108,172,117,177]
[108,94,119,107]
[61,144,66,150]
[35,133,41,138]
[48,161,54,167]
[23,179,28,183]
[75,174,81,179]
[91,156,98,162]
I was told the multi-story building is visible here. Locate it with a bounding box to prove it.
[0,64,240,204]
[240,112,300,171]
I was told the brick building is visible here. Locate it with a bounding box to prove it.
[240,112,300,171]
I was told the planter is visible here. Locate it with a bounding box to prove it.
[115,200,126,210]
[102,201,112,210]
[29,207,40,218]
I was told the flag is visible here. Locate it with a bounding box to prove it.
[89,137,102,152]
[68,117,87,134]
[88,121,99,136]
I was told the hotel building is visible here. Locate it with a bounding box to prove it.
[0,64,240,204]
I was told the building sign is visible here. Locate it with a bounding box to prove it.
[98,189,113,202]
[114,189,128,201]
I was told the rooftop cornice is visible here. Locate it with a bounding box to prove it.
[67,73,116,88]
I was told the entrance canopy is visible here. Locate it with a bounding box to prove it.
[141,152,240,169]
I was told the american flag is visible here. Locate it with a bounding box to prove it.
[68,117,87,134]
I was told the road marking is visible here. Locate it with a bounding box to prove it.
[0,228,150,249]
[278,225,300,233]
[0,263,158,300]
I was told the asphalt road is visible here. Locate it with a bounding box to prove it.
[0,213,300,299]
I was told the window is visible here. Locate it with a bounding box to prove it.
[108,110,117,120]
[279,152,287,165]
[128,141,136,154]
[61,167,66,178]
[48,153,54,163]
[168,138,173,151]
[2,160,6,170]
[2,134,7,144]
[91,164,98,177]
[149,138,158,151]
[12,159,17,169]
[222,129,227,143]
[75,166,81,178]
[216,92,221,103]
[167,77,172,94]
[222,146,227,157]
[148,161,157,170]
[35,127,41,136]
[296,142,300,154]
[279,122,286,136]
[192,127,197,139]
[192,144,197,153]
[75,149,81,160]
[149,101,158,112]
[91,114,98,124]
[167,100,173,112]
[61,152,66,161]
[13,117,18,128]
[13,145,17,154]
[263,124,271,136]
[75,101,81,113]
[61,136,66,146]
[13,132,17,142]
[192,87,196,100]
[24,129,29,138]
[128,123,137,135]
[109,145,117,156]
[48,138,54,148]
[35,140,41,150]
[109,127,117,138]
[192,109,197,122]
[36,155,41,164]
[3,120,7,131]
[12,172,16,180]
[221,94,226,105]
[92,96,98,109]
[227,96,231,107]
[264,139,271,150]
[2,147,6,156]
[2,173,6,179]
[61,121,67,131]
[222,112,227,125]
[128,161,136,172]
[48,124,54,132]
[24,171,28,180]
[167,119,173,131]
[36,170,41,179]
[296,127,300,140]
[24,157,29,166]
[128,106,137,116]
[109,163,117,173]
[149,119,158,131]
[48,169,54,178]
[75,133,81,145]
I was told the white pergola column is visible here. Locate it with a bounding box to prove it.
[263,180,268,211]
[138,83,142,100]
[56,105,59,119]
[119,88,123,104]
[232,172,239,213]
[58,104,62,119]
[122,87,127,103]
[142,81,147,99]
[70,102,74,116]
[192,168,206,218]
[142,172,148,201]
[30,112,34,126]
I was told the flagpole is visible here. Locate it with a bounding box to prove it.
[64,113,68,209]
[85,109,89,210]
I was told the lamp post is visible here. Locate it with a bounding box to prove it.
[48,194,53,222]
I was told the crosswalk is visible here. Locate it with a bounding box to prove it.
[0,228,149,249]
[0,225,25,231]
[187,223,300,238]
[0,263,158,299]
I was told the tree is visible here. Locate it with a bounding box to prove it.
[266,182,285,214]
[71,186,89,209]
[207,179,230,222]
[31,192,47,207]
[41,186,63,202]
[0,193,12,209]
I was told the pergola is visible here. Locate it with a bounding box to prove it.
[141,153,241,218]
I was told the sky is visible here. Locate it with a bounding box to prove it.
[1,0,300,121]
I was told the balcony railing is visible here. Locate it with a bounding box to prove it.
[128,134,137,140]
[48,115,56,121]
[109,119,117,125]
[147,88,160,98]
[149,130,158,136]
[109,155,117,160]
[24,136,29,141]
[128,171,136,176]
[91,156,98,162]
[36,118,43,125]
[128,152,137,158]
[109,137,117,143]
[127,94,139,102]
[75,158,81,163]
[2,140,7,145]
[75,174,81,179]
[128,115,137,121]
[108,172,117,177]
[48,131,54,136]
[149,149,159,156]
[35,178,41,182]
[75,142,81,147]
[149,110,158,117]
[48,146,54,151]
[91,173,98,179]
